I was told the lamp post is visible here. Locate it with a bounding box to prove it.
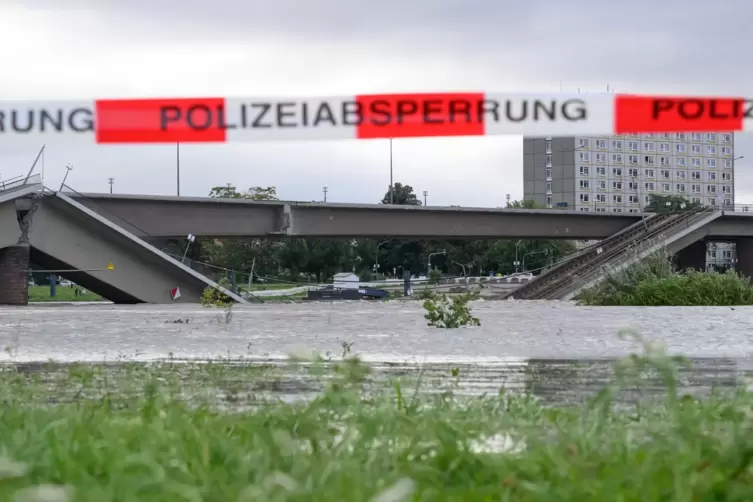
[514,240,523,273]
[323,185,328,202]
[108,177,114,194]
[428,249,447,278]
[181,234,196,264]
[389,138,394,204]
[423,190,428,206]
[374,240,390,274]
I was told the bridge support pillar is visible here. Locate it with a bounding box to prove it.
[0,244,30,306]
[674,240,706,272]
[735,238,753,282]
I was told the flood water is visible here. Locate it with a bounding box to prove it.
[1,301,752,405]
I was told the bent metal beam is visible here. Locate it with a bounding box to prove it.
[70,193,644,239]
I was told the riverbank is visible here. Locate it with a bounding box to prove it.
[1,346,752,500]
[28,285,103,302]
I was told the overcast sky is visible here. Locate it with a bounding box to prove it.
[1,0,752,206]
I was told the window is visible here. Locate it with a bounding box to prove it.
[692,158,702,167]
[644,142,655,151]
[707,146,716,155]
[676,144,686,153]
[708,198,717,206]
[676,157,686,166]
[596,139,607,148]
[676,171,686,180]
[580,180,590,189]
[629,208,640,213]
[546,168,552,179]
[692,133,702,141]
[629,195,639,204]
[707,185,717,194]
[596,153,607,163]
[613,194,623,203]
[597,180,607,190]
[613,208,623,213]
[724,159,733,168]
[579,152,590,162]
[645,182,655,191]
[580,193,590,202]
[660,156,670,166]
[645,133,655,138]
[545,141,552,153]
[692,171,701,180]
[692,144,701,154]
[629,141,639,151]
[722,172,732,181]
[707,133,717,141]
[660,143,670,152]
[692,184,701,193]
[708,172,716,181]
[612,140,623,149]
[644,168,655,178]
[629,181,639,191]
[596,166,606,176]
[661,133,672,139]
[661,169,670,179]
[722,185,732,194]
[662,183,671,192]
[722,146,732,155]
[596,194,606,203]
[546,154,552,166]
[723,133,732,143]
[612,167,623,176]
[692,197,702,204]
[580,207,590,212]
[676,183,686,193]
[546,181,552,192]
[613,181,623,190]
[644,156,655,165]
[676,133,686,140]
[579,138,589,148]
[628,168,639,177]
[629,155,639,165]
[579,166,589,175]
[595,207,606,213]
[707,159,717,169]
[724,198,732,207]
[612,154,623,164]
[546,195,552,208]
[723,250,732,259]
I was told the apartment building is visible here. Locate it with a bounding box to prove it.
[523,132,736,267]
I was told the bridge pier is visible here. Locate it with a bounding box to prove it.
[674,240,706,272]
[0,244,30,306]
[735,238,753,281]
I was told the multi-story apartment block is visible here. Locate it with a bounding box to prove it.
[523,132,736,267]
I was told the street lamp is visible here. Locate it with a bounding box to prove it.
[514,240,523,272]
[428,249,447,277]
[59,164,73,191]
[423,190,428,206]
[374,240,390,273]
[108,177,114,194]
[181,234,196,264]
[323,185,328,202]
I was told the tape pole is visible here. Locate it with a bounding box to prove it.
[0,93,751,144]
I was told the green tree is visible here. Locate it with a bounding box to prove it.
[645,195,700,213]
[381,183,421,205]
[208,185,279,200]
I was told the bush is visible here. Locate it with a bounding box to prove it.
[423,293,480,328]
[428,268,442,285]
[201,277,234,307]
[577,249,753,306]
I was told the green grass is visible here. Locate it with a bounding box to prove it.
[27,285,103,302]
[1,340,753,500]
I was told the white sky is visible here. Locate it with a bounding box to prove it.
[1,0,752,205]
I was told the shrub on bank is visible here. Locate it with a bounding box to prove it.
[577,249,753,306]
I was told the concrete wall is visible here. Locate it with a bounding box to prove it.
[736,238,753,281]
[674,239,707,271]
[0,200,21,248]
[523,137,575,209]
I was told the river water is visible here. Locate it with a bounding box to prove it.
[1,300,752,405]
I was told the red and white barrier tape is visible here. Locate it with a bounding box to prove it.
[0,93,750,144]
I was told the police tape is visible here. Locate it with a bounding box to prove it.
[0,93,751,144]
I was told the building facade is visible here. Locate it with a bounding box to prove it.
[523,132,736,268]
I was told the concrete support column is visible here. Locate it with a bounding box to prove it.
[0,244,30,305]
[736,238,753,281]
[674,240,706,272]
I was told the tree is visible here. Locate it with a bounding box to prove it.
[208,185,278,200]
[645,195,700,213]
[381,183,421,205]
